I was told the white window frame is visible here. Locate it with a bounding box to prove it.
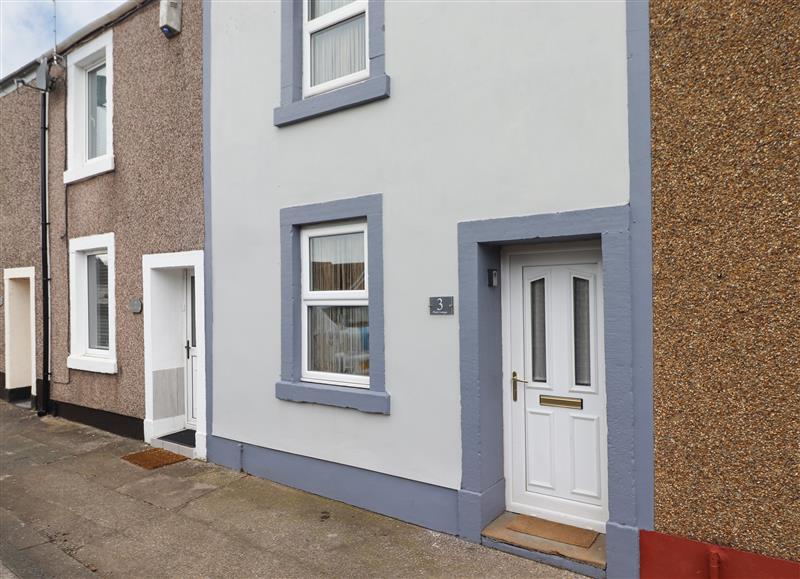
[302,0,370,98]
[67,233,117,374]
[300,221,369,388]
[64,30,114,184]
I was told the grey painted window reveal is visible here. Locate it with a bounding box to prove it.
[273,0,390,127]
[276,194,389,413]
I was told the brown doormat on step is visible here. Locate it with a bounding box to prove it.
[122,448,187,470]
[507,514,599,548]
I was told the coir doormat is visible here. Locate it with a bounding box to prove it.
[122,448,187,470]
[507,514,599,548]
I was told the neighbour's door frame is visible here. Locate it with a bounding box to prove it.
[142,250,206,459]
[3,267,37,397]
[501,243,609,532]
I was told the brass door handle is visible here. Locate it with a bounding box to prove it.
[511,371,528,402]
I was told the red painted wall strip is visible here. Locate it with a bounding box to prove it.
[640,531,800,579]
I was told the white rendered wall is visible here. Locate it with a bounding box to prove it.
[209,1,630,489]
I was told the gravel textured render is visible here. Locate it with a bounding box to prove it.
[44,0,204,418]
[0,81,44,387]
[651,0,799,561]
[0,401,578,578]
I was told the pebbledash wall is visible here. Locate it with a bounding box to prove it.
[0,81,44,398]
[651,0,799,563]
[206,1,651,577]
[2,0,204,427]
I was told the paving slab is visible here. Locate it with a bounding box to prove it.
[21,422,120,456]
[0,476,120,555]
[0,508,95,579]
[74,512,320,578]
[0,560,19,579]
[50,451,154,490]
[0,436,66,467]
[0,401,578,578]
[115,471,218,509]
[0,509,50,551]
[181,476,575,578]
[158,457,247,488]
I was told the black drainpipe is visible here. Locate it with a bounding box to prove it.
[37,88,50,416]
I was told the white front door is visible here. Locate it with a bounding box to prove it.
[184,271,198,428]
[504,249,608,532]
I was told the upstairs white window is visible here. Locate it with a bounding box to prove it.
[68,233,117,374]
[65,30,114,184]
[301,221,369,388]
[87,64,108,159]
[303,0,368,97]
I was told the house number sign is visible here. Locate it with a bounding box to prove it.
[429,296,454,315]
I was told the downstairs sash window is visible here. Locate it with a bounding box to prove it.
[300,221,369,388]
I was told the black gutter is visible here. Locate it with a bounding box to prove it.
[37,88,50,416]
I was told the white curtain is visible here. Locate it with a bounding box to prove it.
[531,279,547,382]
[88,253,109,350]
[310,232,365,291]
[573,278,591,386]
[309,0,354,19]
[309,306,369,376]
[311,14,366,86]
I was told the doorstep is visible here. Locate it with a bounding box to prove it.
[482,512,606,575]
[151,429,196,459]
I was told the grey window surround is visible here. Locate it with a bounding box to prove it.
[273,0,389,127]
[276,194,389,414]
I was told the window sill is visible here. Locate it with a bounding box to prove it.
[67,354,117,374]
[273,74,390,127]
[64,154,115,185]
[276,380,390,414]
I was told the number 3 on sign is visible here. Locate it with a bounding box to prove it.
[429,296,454,316]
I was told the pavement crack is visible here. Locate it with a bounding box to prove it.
[16,539,53,552]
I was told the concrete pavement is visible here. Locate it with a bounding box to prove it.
[0,401,576,578]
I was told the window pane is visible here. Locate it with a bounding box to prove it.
[573,277,591,386]
[87,64,107,159]
[311,14,366,86]
[88,253,109,350]
[308,306,369,376]
[309,0,354,19]
[531,278,546,382]
[310,231,365,291]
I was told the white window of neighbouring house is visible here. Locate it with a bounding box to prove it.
[301,221,369,388]
[64,30,114,184]
[68,233,117,373]
[303,0,369,98]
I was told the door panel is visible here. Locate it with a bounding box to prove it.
[526,409,555,489]
[570,414,601,499]
[505,250,608,531]
[185,272,198,428]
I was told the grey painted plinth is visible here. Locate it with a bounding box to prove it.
[208,435,459,534]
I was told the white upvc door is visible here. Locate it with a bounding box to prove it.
[184,271,198,428]
[504,249,608,532]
